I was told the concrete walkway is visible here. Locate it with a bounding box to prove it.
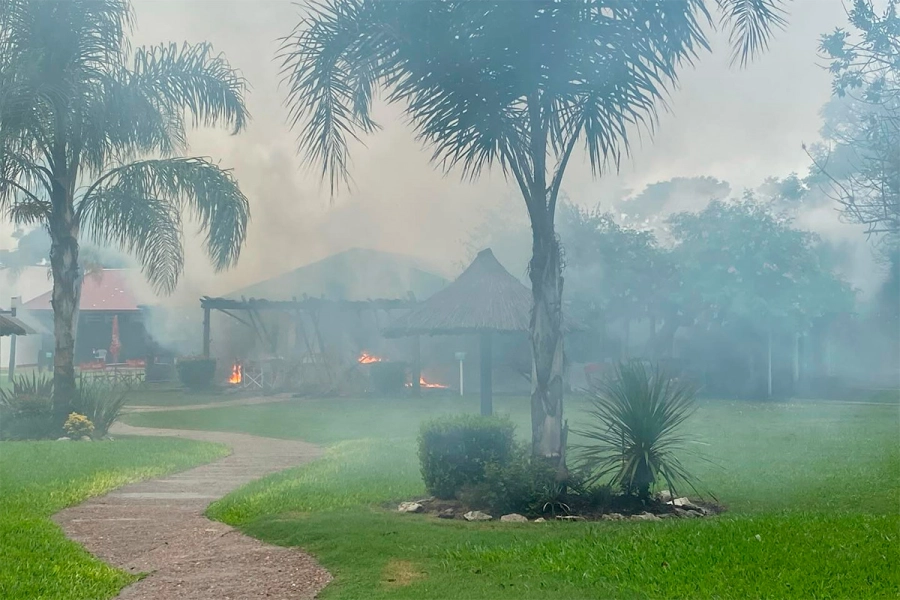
[54,423,332,600]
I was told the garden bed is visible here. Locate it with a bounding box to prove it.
[394,491,725,523]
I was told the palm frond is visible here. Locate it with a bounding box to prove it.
[716,0,788,67]
[78,157,249,294]
[131,42,248,134]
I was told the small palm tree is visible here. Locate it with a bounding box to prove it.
[279,0,786,470]
[0,0,251,423]
[574,361,702,501]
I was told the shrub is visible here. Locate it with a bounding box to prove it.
[573,360,702,501]
[418,414,515,499]
[63,413,95,439]
[458,444,559,515]
[73,381,129,437]
[0,373,56,440]
[369,361,408,395]
[176,356,217,390]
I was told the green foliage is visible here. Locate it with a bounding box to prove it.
[368,362,407,395]
[176,356,217,390]
[418,414,515,499]
[457,444,560,516]
[73,381,129,437]
[574,361,703,500]
[0,373,55,440]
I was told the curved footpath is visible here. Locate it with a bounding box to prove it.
[54,422,332,600]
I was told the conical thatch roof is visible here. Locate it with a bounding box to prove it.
[384,249,532,337]
[0,313,35,336]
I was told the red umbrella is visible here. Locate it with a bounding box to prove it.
[109,315,122,363]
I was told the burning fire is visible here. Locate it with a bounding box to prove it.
[228,363,242,385]
[358,352,383,364]
[408,375,448,389]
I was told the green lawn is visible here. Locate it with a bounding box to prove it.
[0,437,228,600]
[123,384,241,407]
[127,396,900,599]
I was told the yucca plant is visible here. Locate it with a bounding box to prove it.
[573,361,702,501]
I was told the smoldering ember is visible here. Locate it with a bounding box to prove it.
[0,1,897,599]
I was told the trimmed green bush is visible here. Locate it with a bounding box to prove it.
[176,356,217,390]
[418,414,515,499]
[73,381,129,437]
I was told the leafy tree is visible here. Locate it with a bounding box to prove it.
[812,0,899,244]
[0,0,251,423]
[280,0,786,469]
[668,199,854,396]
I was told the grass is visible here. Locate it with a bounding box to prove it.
[129,395,900,599]
[122,384,240,407]
[0,437,228,600]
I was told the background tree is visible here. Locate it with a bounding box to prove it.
[0,0,251,424]
[281,0,786,470]
[669,199,854,397]
[811,0,899,247]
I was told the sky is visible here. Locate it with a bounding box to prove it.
[1,0,877,301]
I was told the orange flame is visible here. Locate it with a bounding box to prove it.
[358,352,383,364]
[228,363,242,384]
[407,375,448,389]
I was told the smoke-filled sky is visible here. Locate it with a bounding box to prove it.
[3,0,879,301]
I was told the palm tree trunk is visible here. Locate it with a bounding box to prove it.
[529,217,566,475]
[48,191,81,426]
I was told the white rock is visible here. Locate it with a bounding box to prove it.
[463,510,492,522]
[672,497,691,507]
[631,512,661,522]
[601,513,626,521]
[56,437,70,442]
[657,490,673,503]
[500,513,528,523]
[79,436,92,442]
[555,515,586,522]
[398,502,424,513]
[533,517,546,523]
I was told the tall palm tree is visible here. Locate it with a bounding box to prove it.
[0,0,251,424]
[280,0,785,472]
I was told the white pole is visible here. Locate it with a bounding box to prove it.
[455,351,466,397]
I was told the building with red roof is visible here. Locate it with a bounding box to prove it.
[22,269,149,366]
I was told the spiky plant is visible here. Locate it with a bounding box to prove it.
[573,360,702,501]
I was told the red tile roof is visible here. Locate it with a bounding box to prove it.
[23,269,142,312]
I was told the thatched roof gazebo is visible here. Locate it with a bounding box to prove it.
[384,248,532,415]
[0,311,35,337]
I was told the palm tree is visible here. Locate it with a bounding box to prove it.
[0,0,251,424]
[280,0,785,472]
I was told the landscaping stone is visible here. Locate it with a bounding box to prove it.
[500,513,528,523]
[631,512,661,522]
[657,490,673,503]
[672,497,691,507]
[463,510,492,522]
[56,437,70,442]
[437,509,455,519]
[555,515,586,522]
[80,436,93,442]
[533,518,546,523]
[600,513,626,521]
[398,502,424,513]
[674,507,700,518]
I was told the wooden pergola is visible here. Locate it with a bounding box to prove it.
[199,295,423,392]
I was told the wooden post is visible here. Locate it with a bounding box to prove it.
[793,332,800,388]
[480,331,493,416]
[767,326,773,399]
[412,335,421,397]
[8,297,20,379]
[202,306,211,357]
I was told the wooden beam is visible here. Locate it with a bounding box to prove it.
[480,331,493,416]
[412,335,421,397]
[202,306,210,357]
